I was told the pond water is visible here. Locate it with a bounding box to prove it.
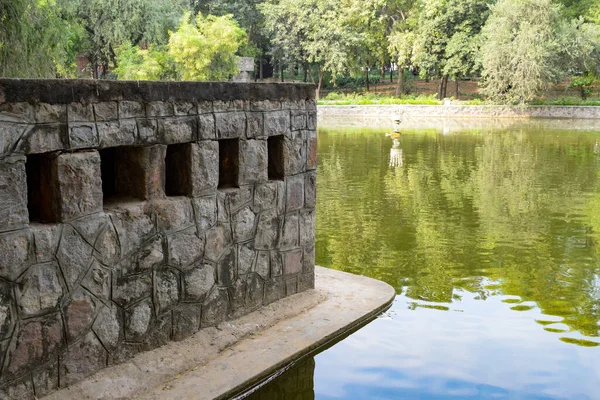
[247,120,600,400]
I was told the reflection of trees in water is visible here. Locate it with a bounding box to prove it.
[316,128,600,339]
[243,358,315,400]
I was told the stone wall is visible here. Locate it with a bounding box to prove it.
[318,104,600,119]
[0,79,317,399]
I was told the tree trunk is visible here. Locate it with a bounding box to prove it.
[365,67,370,92]
[396,67,404,97]
[455,80,459,98]
[317,68,325,99]
[304,65,308,82]
[280,64,284,83]
[390,65,393,83]
[438,75,449,100]
[259,60,264,81]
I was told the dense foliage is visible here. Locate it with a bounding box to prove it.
[1,0,600,103]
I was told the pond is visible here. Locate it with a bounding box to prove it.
[247,119,600,400]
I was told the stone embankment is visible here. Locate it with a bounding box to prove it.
[0,79,317,398]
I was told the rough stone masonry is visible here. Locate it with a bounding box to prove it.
[0,79,317,399]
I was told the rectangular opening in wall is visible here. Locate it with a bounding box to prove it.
[268,135,285,181]
[218,139,239,189]
[100,147,144,203]
[165,144,192,197]
[26,154,57,223]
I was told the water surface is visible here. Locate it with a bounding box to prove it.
[248,120,600,400]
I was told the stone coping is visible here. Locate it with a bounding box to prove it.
[41,267,395,400]
[0,79,315,105]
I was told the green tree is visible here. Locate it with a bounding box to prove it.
[480,0,566,104]
[168,12,247,81]
[261,0,360,98]
[0,0,83,77]
[114,42,177,80]
[76,0,188,77]
[410,0,493,100]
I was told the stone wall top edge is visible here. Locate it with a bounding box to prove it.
[0,79,316,105]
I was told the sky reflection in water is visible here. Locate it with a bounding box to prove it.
[248,120,600,400]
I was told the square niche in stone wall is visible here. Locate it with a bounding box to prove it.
[268,135,285,181]
[218,139,239,189]
[26,153,56,223]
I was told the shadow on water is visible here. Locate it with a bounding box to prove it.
[247,119,600,399]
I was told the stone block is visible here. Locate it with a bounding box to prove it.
[53,151,103,221]
[68,103,94,122]
[283,134,306,175]
[132,236,164,273]
[138,311,171,352]
[246,273,264,310]
[305,171,317,209]
[306,130,318,170]
[201,287,229,328]
[119,101,145,119]
[0,229,33,282]
[286,174,305,212]
[229,278,247,316]
[255,251,270,280]
[193,195,217,232]
[81,260,111,303]
[31,224,62,263]
[307,111,317,130]
[254,209,280,250]
[270,251,283,277]
[92,304,121,351]
[213,100,248,113]
[172,303,202,341]
[158,117,197,144]
[232,206,257,243]
[32,360,59,398]
[0,280,15,340]
[303,245,315,275]
[168,228,205,268]
[299,272,315,292]
[198,114,216,139]
[291,110,307,131]
[97,120,137,148]
[228,185,253,213]
[238,243,256,276]
[17,262,64,317]
[173,102,197,116]
[239,139,268,184]
[217,248,236,287]
[0,122,28,157]
[183,263,215,302]
[7,314,63,376]
[22,123,68,154]
[204,223,232,262]
[263,277,286,305]
[285,277,298,296]
[56,225,93,290]
[215,111,246,139]
[136,118,158,144]
[0,156,28,232]
[124,299,152,341]
[151,197,195,232]
[299,210,316,246]
[155,269,180,314]
[69,122,98,149]
[34,103,67,124]
[0,102,35,123]
[250,100,281,112]
[146,102,173,117]
[93,102,119,121]
[190,141,219,195]
[283,249,303,276]
[110,206,156,257]
[59,332,107,387]
[279,213,299,249]
[113,273,152,308]
[65,290,98,341]
[0,376,35,400]
[94,221,121,265]
[264,111,291,137]
[246,112,264,138]
[197,101,213,115]
[253,182,278,212]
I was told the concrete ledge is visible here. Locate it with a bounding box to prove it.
[42,267,395,400]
